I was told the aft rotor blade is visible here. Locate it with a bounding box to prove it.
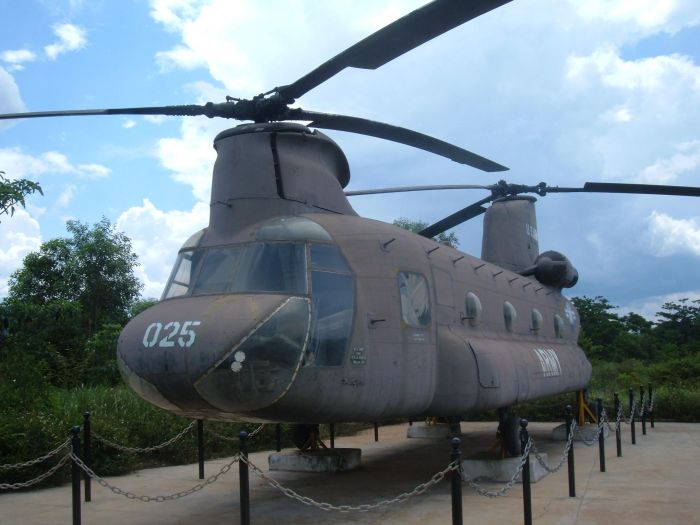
[291,109,507,171]
[419,195,494,238]
[546,182,700,197]
[346,184,490,196]
[277,0,512,101]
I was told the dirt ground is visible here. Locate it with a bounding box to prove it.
[2,420,698,524]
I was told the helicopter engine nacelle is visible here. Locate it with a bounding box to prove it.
[529,250,578,289]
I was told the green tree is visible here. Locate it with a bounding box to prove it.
[0,171,42,220]
[8,217,142,333]
[393,217,460,248]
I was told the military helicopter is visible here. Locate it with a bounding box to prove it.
[2,0,699,454]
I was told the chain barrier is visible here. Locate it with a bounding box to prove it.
[206,424,265,443]
[0,453,71,490]
[69,451,239,502]
[92,420,196,453]
[638,393,647,418]
[531,422,576,474]
[464,437,533,498]
[648,393,655,413]
[0,438,71,471]
[239,452,458,512]
[627,401,637,425]
[577,409,607,447]
[615,404,624,433]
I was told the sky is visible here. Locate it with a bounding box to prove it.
[0,0,699,320]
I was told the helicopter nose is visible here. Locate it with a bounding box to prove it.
[117,294,310,416]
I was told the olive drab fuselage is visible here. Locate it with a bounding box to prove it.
[117,123,591,424]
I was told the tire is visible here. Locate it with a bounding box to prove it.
[500,414,522,456]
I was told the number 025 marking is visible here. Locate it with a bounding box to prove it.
[142,321,201,348]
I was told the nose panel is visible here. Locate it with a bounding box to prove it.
[118,294,294,412]
[194,296,310,412]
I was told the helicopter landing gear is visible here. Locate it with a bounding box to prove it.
[497,408,522,457]
[291,424,327,451]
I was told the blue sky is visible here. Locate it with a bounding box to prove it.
[1,0,699,319]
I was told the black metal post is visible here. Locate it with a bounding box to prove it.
[614,393,622,458]
[329,424,335,449]
[239,431,250,525]
[629,388,636,445]
[374,422,379,442]
[197,419,204,480]
[450,437,463,525]
[648,383,655,428]
[82,412,91,503]
[628,387,633,414]
[520,419,532,525]
[565,405,575,497]
[275,424,281,452]
[596,399,605,472]
[640,385,647,435]
[70,426,81,525]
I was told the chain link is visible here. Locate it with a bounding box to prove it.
[577,409,607,446]
[531,421,576,474]
[0,453,71,490]
[648,393,655,413]
[0,438,71,471]
[206,424,265,443]
[627,400,637,425]
[69,451,239,502]
[464,437,533,498]
[92,420,196,453]
[239,453,458,512]
[638,393,647,418]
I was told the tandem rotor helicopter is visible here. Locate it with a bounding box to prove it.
[2,0,700,454]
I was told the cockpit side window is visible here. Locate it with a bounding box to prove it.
[306,244,354,367]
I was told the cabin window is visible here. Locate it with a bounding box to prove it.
[531,308,543,333]
[554,314,565,338]
[465,292,482,326]
[307,244,354,366]
[503,301,517,332]
[398,272,431,328]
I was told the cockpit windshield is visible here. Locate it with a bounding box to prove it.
[162,242,307,299]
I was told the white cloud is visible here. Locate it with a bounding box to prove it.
[617,290,700,320]
[123,119,137,129]
[649,211,700,256]
[116,199,209,298]
[0,66,25,115]
[566,47,700,93]
[0,209,42,297]
[55,185,77,208]
[0,148,111,179]
[144,114,167,124]
[1,49,37,64]
[636,140,700,183]
[574,0,678,30]
[44,23,87,60]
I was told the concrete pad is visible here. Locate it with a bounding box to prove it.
[268,448,361,473]
[552,422,610,441]
[2,422,698,525]
[462,453,549,483]
[406,423,450,439]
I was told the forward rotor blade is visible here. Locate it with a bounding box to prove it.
[290,109,507,171]
[546,182,700,197]
[346,184,490,196]
[277,0,512,101]
[0,105,217,121]
[419,195,494,238]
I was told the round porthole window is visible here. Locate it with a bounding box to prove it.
[531,308,543,333]
[465,292,482,326]
[504,301,517,332]
[554,314,565,338]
